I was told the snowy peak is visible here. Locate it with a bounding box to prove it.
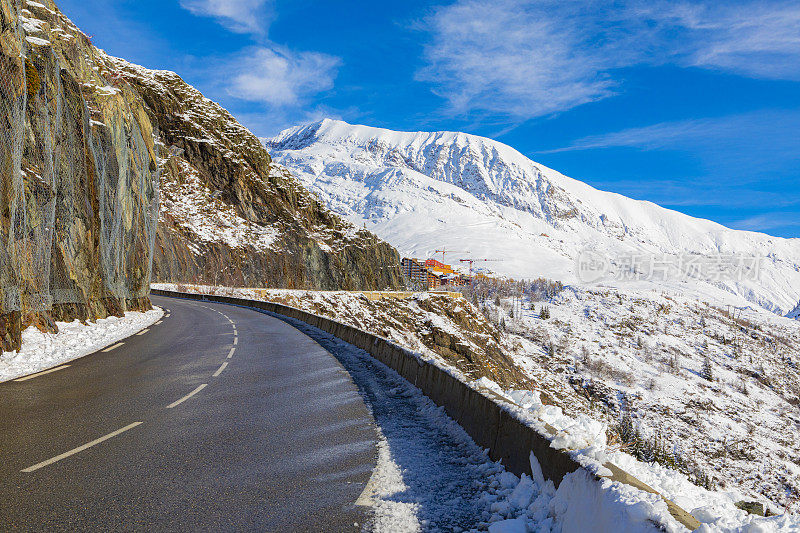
[268,119,592,226]
[266,119,800,315]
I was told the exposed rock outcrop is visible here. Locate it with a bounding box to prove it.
[0,0,157,351]
[0,0,404,352]
[110,62,404,291]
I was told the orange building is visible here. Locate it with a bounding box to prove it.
[424,259,457,275]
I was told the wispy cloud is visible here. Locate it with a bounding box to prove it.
[418,0,800,120]
[416,0,617,118]
[585,179,800,209]
[731,212,800,232]
[187,46,342,137]
[179,1,343,135]
[667,1,800,79]
[225,46,341,107]
[540,109,800,175]
[179,0,274,35]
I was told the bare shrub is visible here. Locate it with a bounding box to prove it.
[583,355,634,386]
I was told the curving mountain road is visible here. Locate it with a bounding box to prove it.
[0,296,377,531]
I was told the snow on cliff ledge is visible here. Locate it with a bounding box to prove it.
[267,119,800,315]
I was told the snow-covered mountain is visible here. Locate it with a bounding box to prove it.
[266,119,800,314]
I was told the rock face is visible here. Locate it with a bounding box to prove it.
[110,63,404,291]
[789,301,800,320]
[0,0,403,353]
[0,0,157,351]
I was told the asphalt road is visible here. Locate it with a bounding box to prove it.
[0,295,378,532]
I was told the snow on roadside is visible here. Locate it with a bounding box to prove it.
[0,308,163,382]
[262,308,673,533]
[153,284,800,530]
[492,285,800,512]
[480,381,800,532]
[273,309,557,532]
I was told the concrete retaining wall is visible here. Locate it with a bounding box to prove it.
[151,288,700,531]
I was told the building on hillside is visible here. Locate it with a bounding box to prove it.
[402,257,424,281]
[441,273,470,287]
[403,257,471,289]
[424,259,456,275]
[402,258,428,286]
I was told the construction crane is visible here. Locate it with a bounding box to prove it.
[434,248,470,263]
[459,258,503,276]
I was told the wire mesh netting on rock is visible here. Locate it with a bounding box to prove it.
[0,0,159,350]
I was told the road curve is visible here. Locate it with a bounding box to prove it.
[0,296,377,531]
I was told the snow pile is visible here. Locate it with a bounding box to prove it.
[269,306,679,532]
[267,119,800,316]
[0,308,163,382]
[479,375,800,532]
[549,469,671,533]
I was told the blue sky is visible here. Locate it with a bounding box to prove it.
[58,0,800,238]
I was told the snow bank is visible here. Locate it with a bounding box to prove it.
[473,377,800,532]
[0,308,163,382]
[550,467,674,533]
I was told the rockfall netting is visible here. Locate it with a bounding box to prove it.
[0,0,26,316]
[0,0,159,346]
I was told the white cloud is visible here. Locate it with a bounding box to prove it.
[180,0,273,35]
[731,212,800,232]
[542,109,800,158]
[537,109,800,216]
[418,0,800,120]
[416,0,618,118]
[224,47,341,107]
[660,1,800,79]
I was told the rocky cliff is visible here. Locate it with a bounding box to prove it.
[0,0,403,352]
[108,63,404,291]
[0,0,157,351]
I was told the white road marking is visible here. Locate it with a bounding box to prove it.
[213,362,228,377]
[227,347,235,359]
[233,337,238,345]
[21,422,143,473]
[136,328,150,336]
[15,365,71,382]
[167,384,207,409]
[355,468,381,507]
[102,342,124,352]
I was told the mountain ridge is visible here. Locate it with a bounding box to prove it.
[267,119,800,315]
